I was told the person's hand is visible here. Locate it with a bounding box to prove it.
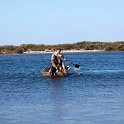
[56,66,59,73]
[56,66,58,70]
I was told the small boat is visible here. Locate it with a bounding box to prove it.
[42,66,70,77]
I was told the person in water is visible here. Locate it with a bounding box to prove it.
[50,48,66,76]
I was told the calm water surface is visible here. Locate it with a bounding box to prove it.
[0,52,124,124]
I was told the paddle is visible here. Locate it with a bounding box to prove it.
[71,63,80,68]
[60,58,80,68]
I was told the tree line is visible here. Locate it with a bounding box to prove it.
[0,41,124,54]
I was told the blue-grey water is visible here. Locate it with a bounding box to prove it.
[0,52,124,124]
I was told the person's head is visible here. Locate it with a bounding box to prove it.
[56,48,61,54]
[54,48,62,57]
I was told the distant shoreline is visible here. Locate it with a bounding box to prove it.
[23,49,104,54]
[0,41,123,54]
[1,50,123,55]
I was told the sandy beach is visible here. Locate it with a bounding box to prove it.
[24,49,103,54]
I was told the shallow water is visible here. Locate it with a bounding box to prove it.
[0,52,124,124]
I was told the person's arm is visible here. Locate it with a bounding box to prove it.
[51,54,58,68]
[51,60,57,68]
[61,54,66,61]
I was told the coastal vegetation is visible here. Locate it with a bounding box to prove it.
[0,41,124,54]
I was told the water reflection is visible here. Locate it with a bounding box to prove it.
[50,78,65,123]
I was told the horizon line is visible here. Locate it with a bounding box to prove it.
[1,40,124,46]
